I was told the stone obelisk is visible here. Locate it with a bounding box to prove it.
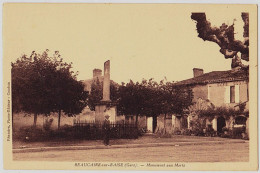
[102,60,110,101]
[95,60,117,122]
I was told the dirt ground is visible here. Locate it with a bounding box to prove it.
[13,134,246,149]
[13,142,248,162]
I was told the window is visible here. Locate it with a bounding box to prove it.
[230,86,235,103]
[225,85,240,103]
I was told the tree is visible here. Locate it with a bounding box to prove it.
[117,80,148,126]
[87,77,193,132]
[159,82,193,115]
[117,79,193,132]
[12,50,88,129]
[191,13,249,68]
[12,50,57,127]
[144,79,193,133]
[165,83,193,133]
[51,65,88,129]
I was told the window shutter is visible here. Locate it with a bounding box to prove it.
[224,86,230,103]
[235,85,240,103]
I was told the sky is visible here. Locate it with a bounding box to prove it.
[3,4,251,83]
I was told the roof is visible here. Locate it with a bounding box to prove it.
[175,68,249,86]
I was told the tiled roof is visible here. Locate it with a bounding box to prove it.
[175,68,249,86]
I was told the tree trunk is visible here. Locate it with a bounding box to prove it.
[58,110,61,130]
[152,116,157,133]
[164,114,167,134]
[33,113,37,128]
[135,114,138,127]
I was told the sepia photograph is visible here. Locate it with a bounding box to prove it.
[2,3,258,171]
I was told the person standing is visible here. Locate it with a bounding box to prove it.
[103,115,111,146]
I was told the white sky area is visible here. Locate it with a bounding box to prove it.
[4,4,249,84]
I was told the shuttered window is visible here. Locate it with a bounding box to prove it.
[235,85,240,103]
[224,85,240,104]
[230,86,235,103]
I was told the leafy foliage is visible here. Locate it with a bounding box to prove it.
[117,79,193,117]
[87,78,193,126]
[189,118,205,136]
[12,50,88,128]
[198,105,245,120]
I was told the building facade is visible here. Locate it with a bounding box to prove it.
[172,67,249,135]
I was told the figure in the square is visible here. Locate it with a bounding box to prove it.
[103,115,111,146]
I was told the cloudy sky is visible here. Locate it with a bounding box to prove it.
[4,4,251,83]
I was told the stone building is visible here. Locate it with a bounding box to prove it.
[172,67,249,135]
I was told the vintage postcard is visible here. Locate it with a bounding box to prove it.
[2,3,258,171]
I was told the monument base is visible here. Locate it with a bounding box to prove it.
[95,102,117,122]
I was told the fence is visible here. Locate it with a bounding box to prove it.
[73,120,138,139]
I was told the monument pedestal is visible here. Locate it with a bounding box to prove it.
[95,101,117,122]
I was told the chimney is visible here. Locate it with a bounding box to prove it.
[193,68,204,78]
[93,69,102,81]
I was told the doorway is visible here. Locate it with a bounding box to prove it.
[217,116,226,133]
